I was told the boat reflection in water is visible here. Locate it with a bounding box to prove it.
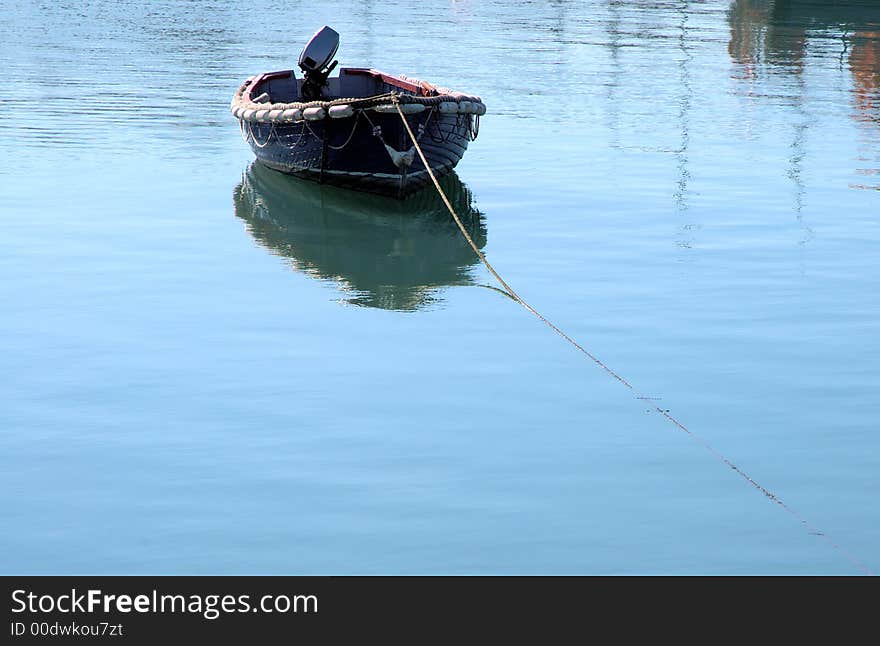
[233,163,487,311]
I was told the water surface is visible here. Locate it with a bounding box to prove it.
[1,0,878,574]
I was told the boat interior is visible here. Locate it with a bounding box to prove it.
[248,25,438,104]
[249,68,435,104]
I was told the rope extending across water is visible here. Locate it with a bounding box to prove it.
[393,99,873,575]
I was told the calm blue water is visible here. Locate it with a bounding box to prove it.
[1,0,878,574]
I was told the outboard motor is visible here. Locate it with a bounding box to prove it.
[299,26,339,100]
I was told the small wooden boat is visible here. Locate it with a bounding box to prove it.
[231,26,486,199]
[233,162,487,311]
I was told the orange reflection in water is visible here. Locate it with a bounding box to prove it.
[851,31,880,121]
[850,30,880,190]
[728,0,880,190]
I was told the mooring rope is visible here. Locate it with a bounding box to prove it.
[392,98,873,575]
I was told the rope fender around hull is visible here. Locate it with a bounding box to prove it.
[230,71,486,125]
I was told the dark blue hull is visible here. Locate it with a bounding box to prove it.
[243,109,474,198]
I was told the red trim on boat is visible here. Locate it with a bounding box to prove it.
[245,71,293,100]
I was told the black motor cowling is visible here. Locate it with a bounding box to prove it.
[299,26,339,100]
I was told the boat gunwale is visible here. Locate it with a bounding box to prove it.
[230,68,485,122]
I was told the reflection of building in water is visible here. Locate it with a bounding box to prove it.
[728,1,880,88]
[233,163,487,311]
[729,1,879,110]
[728,0,807,78]
[851,29,880,126]
[850,28,880,189]
[728,0,880,190]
